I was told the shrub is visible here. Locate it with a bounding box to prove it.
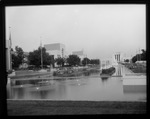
[7,70,13,74]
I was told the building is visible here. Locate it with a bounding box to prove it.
[100,58,112,69]
[112,52,124,65]
[6,40,12,71]
[72,50,86,65]
[44,43,66,59]
[72,50,86,60]
[44,43,67,67]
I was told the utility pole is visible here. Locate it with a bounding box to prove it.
[139,48,141,61]
[86,54,87,66]
[62,48,64,58]
[136,50,139,61]
[40,38,43,69]
[9,27,12,70]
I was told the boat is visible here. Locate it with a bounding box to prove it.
[100,67,116,79]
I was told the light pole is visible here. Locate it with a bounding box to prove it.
[40,37,43,69]
[9,26,12,70]
[86,54,87,66]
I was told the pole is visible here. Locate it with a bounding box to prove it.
[9,27,12,70]
[40,38,43,69]
[86,54,87,66]
[136,50,138,61]
[139,48,141,61]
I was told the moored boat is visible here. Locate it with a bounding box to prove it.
[100,67,116,79]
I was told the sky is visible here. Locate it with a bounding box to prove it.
[5,4,146,59]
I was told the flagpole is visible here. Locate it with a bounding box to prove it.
[9,27,12,70]
[139,48,141,61]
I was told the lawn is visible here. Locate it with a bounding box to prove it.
[124,63,146,73]
[7,100,146,115]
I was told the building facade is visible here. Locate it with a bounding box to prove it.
[112,52,124,64]
[72,50,85,61]
[44,43,66,59]
[100,58,112,69]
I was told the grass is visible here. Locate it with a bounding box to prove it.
[124,63,146,73]
[7,100,146,115]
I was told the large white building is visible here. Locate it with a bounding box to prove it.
[112,52,124,65]
[72,50,86,61]
[44,43,66,59]
[100,58,112,69]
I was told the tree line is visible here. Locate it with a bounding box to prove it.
[11,46,100,69]
[131,49,146,63]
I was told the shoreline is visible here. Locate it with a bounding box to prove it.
[7,100,146,115]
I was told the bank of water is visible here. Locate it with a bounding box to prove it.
[7,72,146,101]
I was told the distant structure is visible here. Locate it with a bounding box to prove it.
[44,43,67,67]
[112,52,124,65]
[72,50,85,61]
[100,58,112,69]
[44,43,66,59]
[6,40,12,71]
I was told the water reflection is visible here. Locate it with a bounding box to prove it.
[7,66,146,101]
[101,77,109,83]
[123,85,146,94]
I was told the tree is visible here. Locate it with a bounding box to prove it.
[12,46,24,69]
[90,59,100,65]
[132,49,146,63]
[55,57,65,67]
[67,55,81,66]
[124,59,129,62]
[141,49,146,60]
[28,47,52,68]
[82,57,90,66]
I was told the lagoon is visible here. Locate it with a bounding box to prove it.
[7,65,146,101]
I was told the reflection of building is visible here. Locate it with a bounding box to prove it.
[44,43,66,59]
[113,64,123,76]
[6,40,12,71]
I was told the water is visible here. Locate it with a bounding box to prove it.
[7,65,146,101]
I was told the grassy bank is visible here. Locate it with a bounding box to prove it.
[124,63,146,73]
[7,100,146,115]
[53,67,100,77]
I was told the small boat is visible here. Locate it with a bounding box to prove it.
[100,67,116,79]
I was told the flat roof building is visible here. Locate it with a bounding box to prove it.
[44,43,66,59]
[72,50,85,59]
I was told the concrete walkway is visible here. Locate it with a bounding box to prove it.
[8,71,53,79]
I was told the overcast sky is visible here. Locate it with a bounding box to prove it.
[5,4,146,59]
